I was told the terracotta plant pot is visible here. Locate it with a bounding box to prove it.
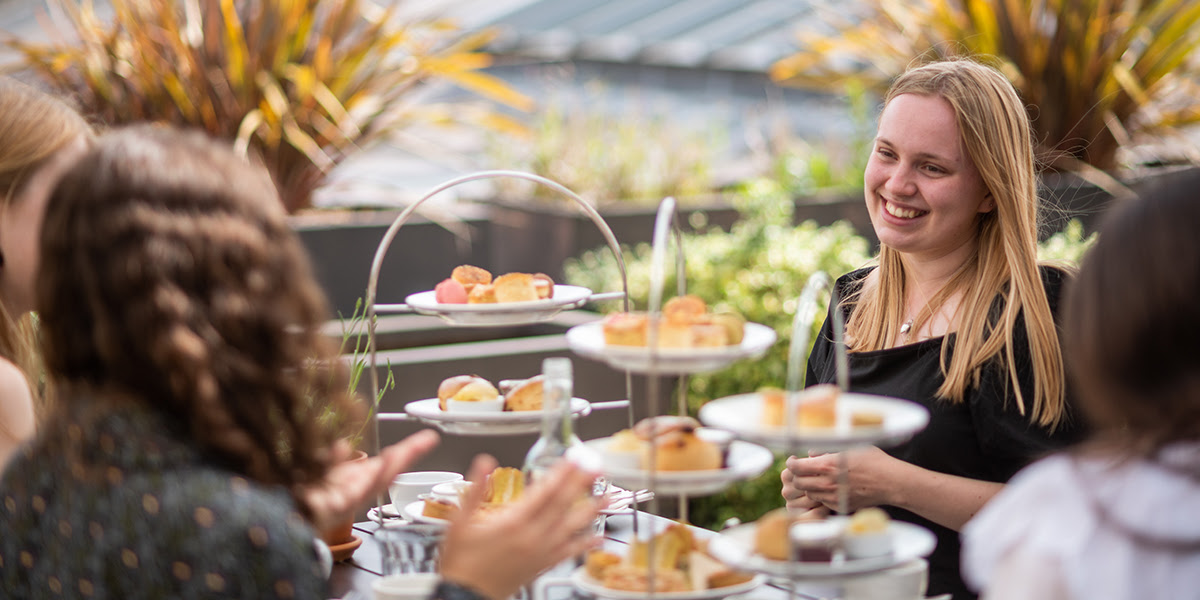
[319,449,369,546]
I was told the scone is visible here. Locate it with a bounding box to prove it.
[451,265,492,292]
[503,375,544,411]
[602,312,647,346]
[645,428,723,471]
[493,272,540,303]
[531,273,554,299]
[438,375,488,411]
[663,294,706,324]
[760,386,786,426]
[467,283,497,304]
[753,508,794,560]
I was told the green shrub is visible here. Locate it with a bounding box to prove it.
[486,99,720,206]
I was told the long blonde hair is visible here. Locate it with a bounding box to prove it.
[846,58,1067,428]
[0,78,93,418]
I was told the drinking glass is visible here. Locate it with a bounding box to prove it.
[376,523,445,575]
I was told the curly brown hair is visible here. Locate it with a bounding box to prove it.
[36,125,362,515]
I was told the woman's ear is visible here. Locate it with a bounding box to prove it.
[978,191,996,214]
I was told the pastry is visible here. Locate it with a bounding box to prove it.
[647,428,723,471]
[753,508,794,560]
[434,278,467,304]
[760,386,785,426]
[602,312,648,346]
[708,312,745,345]
[531,273,554,299]
[451,264,492,292]
[851,409,885,428]
[690,323,730,347]
[438,375,489,411]
[485,467,524,504]
[421,497,458,520]
[601,565,689,593]
[663,294,706,324]
[493,272,539,303]
[585,550,622,580]
[503,375,544,412]
[657,319,694,347]
[798,384,838,428]
[467,283,497,304]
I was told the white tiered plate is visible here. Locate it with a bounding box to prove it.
[404,285,592,326]
[583,438,775,496]
[404,397,592,435]
[565,321,777,374]
[698,392,930,451]
[569,567,764,600]
[708,521,936,579]
[401,487,654,525]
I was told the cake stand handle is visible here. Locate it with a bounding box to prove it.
[362,170,634,521]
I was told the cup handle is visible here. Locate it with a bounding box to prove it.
[532,576,572,600]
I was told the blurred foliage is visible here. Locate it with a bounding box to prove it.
[567,181,1101,530]
[769,0,1200,172]
[768,80,875,197]
[5,0,532,212]
[318,298,394,450]
[1038,219,1097,265]
[486,97,720,206]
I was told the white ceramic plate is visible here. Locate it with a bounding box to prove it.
[583,438,774,496]
[569,567,763,600]
[698,392,930,452]
[404,285,592,326]
[402,486,651,525]
[565,321,777,374]
[404,397,592,435]
[366,503,404,522]
[707,521,936,579]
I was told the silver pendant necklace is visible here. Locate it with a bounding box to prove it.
[899,319,914,336]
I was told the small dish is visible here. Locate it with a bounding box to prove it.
[565,321,777,374]
[404,285,593,327]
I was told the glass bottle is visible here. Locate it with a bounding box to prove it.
[523,357,583,483]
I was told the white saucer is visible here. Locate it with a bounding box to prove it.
[569,567,763,600]
[401,487,652,525]
[584,438,774,496]
[404,397,592,435]
[404,285,592,326]
[707,521,936,578]
[565,321,777,374]
[698,392,930,451]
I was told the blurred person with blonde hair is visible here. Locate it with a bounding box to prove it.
[781,58,1086,598]
[0,78,91,468]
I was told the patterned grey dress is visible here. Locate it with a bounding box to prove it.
[0,403,326,599]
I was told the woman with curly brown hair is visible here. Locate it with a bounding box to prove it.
[0,126,602,599]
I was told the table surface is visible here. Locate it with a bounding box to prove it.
[327,511,856,600]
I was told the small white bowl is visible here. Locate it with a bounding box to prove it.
[445,397,505,413]
[389,471,463,513]
[372,573,440,600]
[843,526,893,560]
[789,519,843,562]
[430,480,472,504]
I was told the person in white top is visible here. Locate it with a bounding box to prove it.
[961,169,1200,599]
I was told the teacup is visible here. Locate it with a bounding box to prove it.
[430,480,472,504]
[389,471,463,513]
[372,572,440,600]
[842,558,928,600]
